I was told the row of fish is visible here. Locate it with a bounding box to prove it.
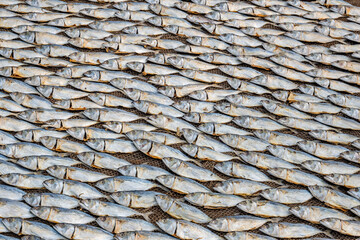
[0,0,360,239]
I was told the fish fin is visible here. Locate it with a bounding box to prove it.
[55,152,70,157]
[188,158,203,167]
[269,217,283,223]
[210,84,223,89]
[277,184,290,189]
[271,179,285,186]
[289,128,299,134]
[156,184,170,192]
[323,229,334,239]
[336,39,347,44]
[142,211,153,222]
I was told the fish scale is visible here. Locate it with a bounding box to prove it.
[0,0,358,239]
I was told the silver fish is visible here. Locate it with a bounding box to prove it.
[40,136,92,153]
[15,129,68,143]
[78,152,130,170]
[54,223,113,240]
[97,216,157,233]
[31,206,95,224]
[302,160,359,175]
[240,152,297,170]
[103,121,157,134]
[46,165,110,183]
[86,138,137,153]
[83,108,141,122]
[261,188,312,204]
[214,179,270,196]
[233,116,287,131]
[0,198,34,218]
[96,176,163,192]
[208,215,274,232]
[111,190,163,209]
[181,144,239,162]
[44,179,106,199]
[0,142,55,158]
[198,122,252,136]
[251,75,298,90]
[238,200,290,218]
[156,175,211,194]
[260,222,327,239]
[2,218,64,239]
[127,130,184,145]
[88,93,133,108]
[67,127,123,141]
[267,145,321,164]
[23,192,79,209]
[1,173,53,189]
[320,218,360,237]
[0,184,26,201]
[156,195,211,223]
[118,164,170,180]
[254,130,302,146]
[115,231,177,240]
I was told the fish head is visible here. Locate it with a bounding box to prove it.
[101,59,118,70]
[66,127,85,140]
[205,11,220,20]
[52,4,68,12]
[79,199,97,210]
[148,53,165,64]
[213,2,228,11]
[115,11,131,20]
[306,53,322,62]
[126,62,144,73]
[30,206,50,219]
[172,100,190,112]
[260,223,278,236]
[327,94,344,106]
[83,108,100,121]
[126,130,145,141]
[215,102,231,113]
[1,218,22,234]
[103,121,122,133]
[198,53,214,63]
[115,232,138,240]
[158,86,175,98]
[342,108,359,119]
[156,218,176,235]
[184,192,205,205]
[69,52,85,63]
[271,90,288,102]
[348,188,360,199]
[309,130,327,140]
[12,25,28,34]
[43,178,63,193]
[197,123,214,134]
[167,56,184,69]
[111,192,131,206]
[53,223,75,239]
[291,101,310,112]
[23,13,38,21]
[141,38,157,48]
[239,152,258,165]
[267,167,287,179]
[86,139,104,151]
[227,78,241,89]
[25,76,42,86]
[183,112,200,123]
[83,70,100,80]
[237,200,257,213]
[39,136,57,150]
[234,116,251,128]
[10,92,26,104]
[332,60,347,69]
[324,173,345,185]
[320,19,334,27]
[315,25,330,35]
[23,192,41,206]
[330,44,345,52]
[64,28,80,38]
[254,129,271,141]
[133,139,152,153]
[134,100,150,114]
[219,134,237,147]
[314,78,329,88]
[214,162,232,176]
[180,144,197,157]
[297,140,316,154]
[42,119,61,129]
[149,4,161,14]
[250,75,267,86]
[292,45,308,55]
[267,145,285,158]
[182,128,198,143]
[0,67,12,77]
[155,194,173,212]
[19,32,35,43]
[52,100,70,109]
[186,36,202,46]
[308,186,328,201]
[14,130,33,142]
[0,47,12,58]
[122,26,138,34]
[320,218,341,230]
[207,217,229,231]
[56,67,72,78]
[162,157,181,169]
[147,16,162,26]
[88,93,106,106]
[261,100,278,113]
[148,75,165,85]
[96,216,115,232]
[213,181,232,194]
[0,173,19,185]
[156,175,175,190]
[77,152,98,167]
[201,23,215,33]
[260,188,278,201]
[299,84,314,95]
[95,178,115,192]
[302,160,321,173]
[16,156,38,170]
[330,6,345,14]
[164,25,179,34]
[46,165,66,179]
[146,115,165,127]
[122,88,141,101]
[24,57,42,65]
[118,165,137,177]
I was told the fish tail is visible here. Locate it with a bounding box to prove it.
[142,211,153,222]
[156,184,170,192]
[269,217,283,223]
[323,229,334,239]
